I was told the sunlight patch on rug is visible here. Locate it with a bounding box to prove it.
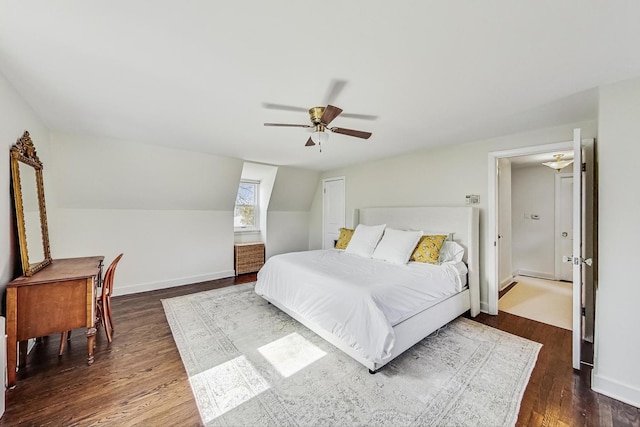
[189,355,270,423]
[258,332,327,378]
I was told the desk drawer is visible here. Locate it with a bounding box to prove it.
[16,279,90,340]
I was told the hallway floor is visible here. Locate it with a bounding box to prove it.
[498,275,572,330]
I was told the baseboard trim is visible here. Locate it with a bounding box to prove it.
[516,270,555,281]
[499,275,515,291]
[592,372,640,408]
[113,270,236,296]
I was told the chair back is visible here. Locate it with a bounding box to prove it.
[102,253,124,299]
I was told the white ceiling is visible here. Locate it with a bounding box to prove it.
[2,2,640,171]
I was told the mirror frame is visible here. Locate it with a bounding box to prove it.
[10,131,52,276]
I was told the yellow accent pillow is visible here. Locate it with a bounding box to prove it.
[410,235,448,264]
[335,228,355,249]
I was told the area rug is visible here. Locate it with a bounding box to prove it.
[499,276,572,330]
[162,283,541,427]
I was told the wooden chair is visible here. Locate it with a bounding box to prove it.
[59,253,123,355]
[96,253,123,343]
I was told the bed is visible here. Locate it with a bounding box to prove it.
[255,206,480,372]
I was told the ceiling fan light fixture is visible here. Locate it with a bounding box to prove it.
[310,125,329,145]
[542,154,574,171]
[310,131,329,145]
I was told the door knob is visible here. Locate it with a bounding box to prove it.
[564,256,593,266]
[562,232,568,237]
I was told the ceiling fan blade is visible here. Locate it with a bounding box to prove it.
[340,112,379,121]
[305,137,316,147]
[323,79,347,105]
[264,123,313,128]
[321,105,343,125]
[330,127,372,139]
[262,103,308,113]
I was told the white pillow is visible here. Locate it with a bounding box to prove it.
[372,228,423,264]
[439,241,465,263]
[345,224,386,258]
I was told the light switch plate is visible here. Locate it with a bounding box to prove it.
[465,194,480,204]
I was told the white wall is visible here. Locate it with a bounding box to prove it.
[266,166,319,259]
[48,131,244,295]
[266,211,311,259]
[511,165,558,279]
[268,166,319,212]
[46,134,318,293]
[0,72,51,298]
[310,120,597,313]
[592,75,640,406]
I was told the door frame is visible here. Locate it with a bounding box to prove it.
[322,176,346,250]
[487,141,572,314]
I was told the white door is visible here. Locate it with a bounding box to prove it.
[582,140,596,343]
[557,175,573,281]
[572,128,584,370]
[322,178,345,249]
[498,159,513,287]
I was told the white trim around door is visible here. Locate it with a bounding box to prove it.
[487,141,572,315]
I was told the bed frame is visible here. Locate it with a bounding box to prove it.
[264,206,480,372]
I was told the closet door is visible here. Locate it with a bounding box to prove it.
[322,177,345,249]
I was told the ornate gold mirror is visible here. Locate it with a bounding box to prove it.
[10,131,52,276]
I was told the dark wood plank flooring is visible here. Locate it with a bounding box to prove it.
[1,275,638,426]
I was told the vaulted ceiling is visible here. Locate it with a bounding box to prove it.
[2,2,640,171]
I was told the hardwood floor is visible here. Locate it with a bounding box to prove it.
[473,312,638,427]
[2,275,638,426]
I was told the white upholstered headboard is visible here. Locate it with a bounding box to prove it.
[357,206,480,316]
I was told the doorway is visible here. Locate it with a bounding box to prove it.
[488,136,596,368]
[488,140,573,314]
[498,151,574,330]
[322,177,345,250]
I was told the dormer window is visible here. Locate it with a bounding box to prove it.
[234,180,259,232]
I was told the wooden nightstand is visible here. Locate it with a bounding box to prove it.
[234,242,265,275]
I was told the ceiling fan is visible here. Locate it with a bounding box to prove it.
[264,105,373,148]
[263,79,376,149]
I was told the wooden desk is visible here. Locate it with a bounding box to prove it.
[6,256,104,387]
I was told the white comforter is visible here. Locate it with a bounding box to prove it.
[255,249,466,364]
